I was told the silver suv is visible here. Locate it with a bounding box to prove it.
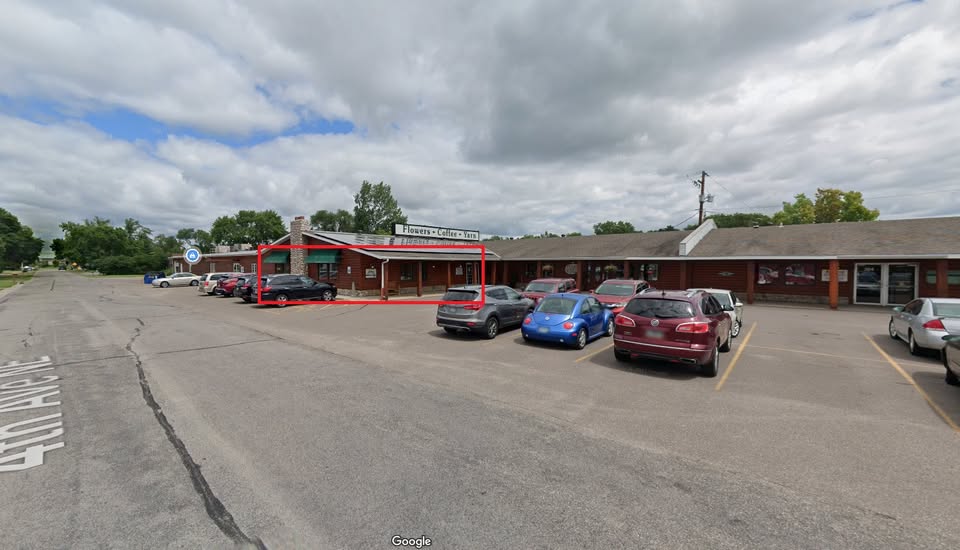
[436,285,534,339]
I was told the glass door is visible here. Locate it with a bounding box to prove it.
[886,264,917,306]
[854,264,882,304]
[465,262,474,285]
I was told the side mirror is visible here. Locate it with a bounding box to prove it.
[892,306,903,313]
[735,301,743,308]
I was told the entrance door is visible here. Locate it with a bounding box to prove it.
[465,263,474,285]
[886,264,917,306]
[854,263,917,305]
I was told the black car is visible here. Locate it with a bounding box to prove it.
[259,274,337,307]
[239,277,258,303]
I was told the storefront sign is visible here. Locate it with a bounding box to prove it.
[455,266,463,276]
[718,271,734,277]
[365,268,377,279]
[393,224,480,241]
[821,269,848,282]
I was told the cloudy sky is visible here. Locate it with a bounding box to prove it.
[1,0,959,241]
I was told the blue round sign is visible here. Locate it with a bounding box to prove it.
[184,248,202,265]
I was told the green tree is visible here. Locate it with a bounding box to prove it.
[176,228,214,252]
[772,193,816,225]
[486,235,504,241]
[593,220,635,234]
[0,208,44,269]
[565,232,583,237]
[153,234,182,256]
[813,188,879,223]
[703,213,774,228]
[209,210,285,245]
[311,209,354,232]
[50,238,65,259]
[251,210,286,244]
[353,181,407,234]
[654,225,679,232]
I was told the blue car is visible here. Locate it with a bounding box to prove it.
[521,293,614,349]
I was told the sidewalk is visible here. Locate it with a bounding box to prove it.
[336,292,446,302]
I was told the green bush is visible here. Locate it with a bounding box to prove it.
[90,253,168,275]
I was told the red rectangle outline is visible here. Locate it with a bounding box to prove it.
[256,244,486,306]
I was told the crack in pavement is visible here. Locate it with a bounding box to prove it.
[125,318,267,549]
[151,338,279,356]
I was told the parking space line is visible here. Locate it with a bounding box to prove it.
[575,342,614,363]
[746,344,933,368]
[715,321,757,391]
[863,334,959,433]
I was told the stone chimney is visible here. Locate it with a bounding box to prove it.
[290,216,307,276]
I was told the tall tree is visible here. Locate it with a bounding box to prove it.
[251,210,286,244]
[0,208,44,269]
[50,238,65,259]
[593,220,635,235]
[310,209,355,232]
[703,212,774,228]
[175,228,214,252]
[353,181,407,235]
[813,188,879,223]
[210,210,286,245]
[772,193,816,225]
[565,232,583,237]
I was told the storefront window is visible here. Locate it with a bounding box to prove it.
[638,263,659,281]
[758,264,779,285]
[784,263,815,286]
[400,264,415,281]
[524,263,537,279]
[232,263,243,273]
[927,270,960,285]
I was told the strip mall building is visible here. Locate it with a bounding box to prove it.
[170,216,960,308]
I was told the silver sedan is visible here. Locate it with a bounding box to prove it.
[151,272,201,288]
[889,297,960,355]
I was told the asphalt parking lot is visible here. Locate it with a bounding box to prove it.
[2,271,958,548]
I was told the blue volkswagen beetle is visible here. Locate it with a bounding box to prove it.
[521,293,614,349]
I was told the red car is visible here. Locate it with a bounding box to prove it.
[612,290,733,377]
[520,278,578,305]
[216,275,245,297]
[590,279,652,315]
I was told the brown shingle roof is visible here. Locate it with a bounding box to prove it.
[483,231,691,260]
[688,216,960,257]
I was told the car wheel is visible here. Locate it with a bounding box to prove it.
[574,328,587,350]
[160,281,169,288]
[321,289,334,301]
[276,293,289,308]
[732,320,741,338]
[719,331,732,353]
[190,280,199,286]
[614,349,631,363]
[604,317,614,337]
[484,317,499,340]
[908,331,922,356]
[946,366,960,386]
[888,319,898,340]
[701,345,719,378]
[443,327,457,335]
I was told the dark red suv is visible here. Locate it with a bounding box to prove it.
[612,290,733,377]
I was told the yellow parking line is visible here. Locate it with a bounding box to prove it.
[746,344,927,366]
[575,342,614,363]
[863,334,960,433]
[715,322,757,391]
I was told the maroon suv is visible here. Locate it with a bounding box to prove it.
[521,278,578,305]
[612,290,732,377]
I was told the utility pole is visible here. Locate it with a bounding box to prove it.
[694,170,711,226]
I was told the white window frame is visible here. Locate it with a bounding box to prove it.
[233,262,243,273]
[209,262,216,272]
[251,263,257,273]
[174,262,182,272]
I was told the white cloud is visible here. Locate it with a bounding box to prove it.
[1,0,959,242]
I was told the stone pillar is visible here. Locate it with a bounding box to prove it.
[829,259,839,310]
[290,216,307,276]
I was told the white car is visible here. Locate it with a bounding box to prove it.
[152,272,201,288]
[688,288,744,338]
[198,272,235,295]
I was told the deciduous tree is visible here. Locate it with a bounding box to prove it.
[593,220,635,234]
[353,181,407,235]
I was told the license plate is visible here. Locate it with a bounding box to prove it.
[538,327,550,334]
[646,329,664,339]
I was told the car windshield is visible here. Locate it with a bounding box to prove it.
[933,303,960,317]
[442,290,479,302]
[624,298,695,319]
[524,282,557,293]
[594,283,635,296]
[537,297,577,315]
[710,292,733,308]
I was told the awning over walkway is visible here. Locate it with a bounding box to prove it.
[263,251,290,264]
[306,250,340,263]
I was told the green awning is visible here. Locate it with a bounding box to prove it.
[306,250,340,263]
[263,251,290,264]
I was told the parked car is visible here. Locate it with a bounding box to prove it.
[437,285,533,339]
[259,274,336,306]
[943,334,960,386]
[521,278,578,305]
[151,272,201,288]
[613,290,733,377]
[199,272,233,295]
[591,279,652,315]
[216,276,245,297]
[238,278,258,303]
[889,298,960,355]
[521,293,613,349]
[688,288,744,337]
[57,265,66,271]
[231,276,250,297]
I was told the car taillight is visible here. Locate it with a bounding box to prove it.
[923,318,945,330]
[464,303,483,310]
[676,322,710,333]
[523,317,532,324]
[262,286,272,292]
[563,322,574,330]
[615,315,636,327]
